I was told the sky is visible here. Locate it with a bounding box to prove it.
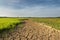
[0,0,60,17]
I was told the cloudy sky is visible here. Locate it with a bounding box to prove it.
[0,0,60,17]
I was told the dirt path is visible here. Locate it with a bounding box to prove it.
[0,20,60,40]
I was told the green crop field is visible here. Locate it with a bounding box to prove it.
[0,18,25,31]
[31,18,60,30]
[0,17,60,31]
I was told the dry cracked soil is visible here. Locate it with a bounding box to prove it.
[0,20,60,40]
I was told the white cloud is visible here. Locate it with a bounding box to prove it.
[6,0,20,4]
[0,0,22,6]
[0,6,60,17]
[0,7,13,17]
[0,0,60,17]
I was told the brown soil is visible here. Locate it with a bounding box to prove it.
[0,20,60,40]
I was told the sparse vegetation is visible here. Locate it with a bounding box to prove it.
[31,18,60,30]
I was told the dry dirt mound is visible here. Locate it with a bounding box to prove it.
[0,20,60,40]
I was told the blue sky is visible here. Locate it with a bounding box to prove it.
[0,0,60,17]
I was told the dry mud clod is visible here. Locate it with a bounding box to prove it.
[0,20,60,40]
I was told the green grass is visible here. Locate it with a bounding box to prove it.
[31,18,60,30]
[0,18,25,31]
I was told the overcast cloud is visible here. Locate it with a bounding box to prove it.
[0,0,60,17]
